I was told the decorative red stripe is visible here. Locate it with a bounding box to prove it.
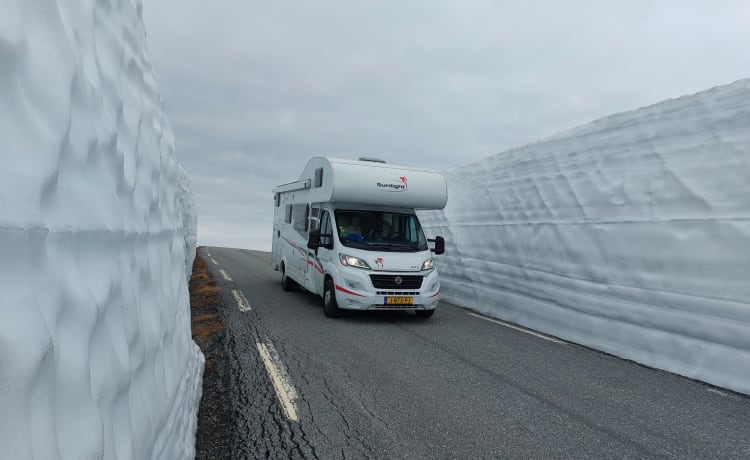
[307,260,323,273]
[283,237,307,256]
[428,290,441,298]
[335,284,366,297]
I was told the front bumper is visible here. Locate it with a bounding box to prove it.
[333,268,440,311]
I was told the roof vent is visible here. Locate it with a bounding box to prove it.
[358,157,386,163]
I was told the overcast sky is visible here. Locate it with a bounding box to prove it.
[143,0,750,251]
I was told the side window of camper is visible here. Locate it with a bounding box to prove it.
[314,168,323,188]
[285,205,292,224]
[293,204,309,233]
[274,193,280,207]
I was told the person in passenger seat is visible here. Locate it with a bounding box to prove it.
[344,217,362,235]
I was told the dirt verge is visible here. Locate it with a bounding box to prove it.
[190,250,232,459]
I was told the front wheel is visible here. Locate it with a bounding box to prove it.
[323,278,343,318]
[416,309,435,318]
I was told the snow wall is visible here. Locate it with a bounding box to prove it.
[0,1,203,459]
[420,79,750,395]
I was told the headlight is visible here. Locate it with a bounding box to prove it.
[339,254,371,269]
[421,258,434,271]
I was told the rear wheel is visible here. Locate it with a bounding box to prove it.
[323,278,343,318]
[281,263,296,291]
[416,309,435,318]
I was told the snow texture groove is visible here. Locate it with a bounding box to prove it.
[419,78,750,395]
[0,1,202,458]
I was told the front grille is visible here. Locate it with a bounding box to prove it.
[370,274,423,289]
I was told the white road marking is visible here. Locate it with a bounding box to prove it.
[210,257,219,265]
[707,388,730,397]
[219,269,232,281]
[466,312,566,344]
[232,289,252,312]
[256,341,299,422]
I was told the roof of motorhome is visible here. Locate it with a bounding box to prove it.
[274,157,448,210]
[322,157,441,173]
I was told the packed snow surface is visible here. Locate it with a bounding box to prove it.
[0,1,202,459]
[420,78,750,395]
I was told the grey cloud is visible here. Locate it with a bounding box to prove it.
[144,0,750,250]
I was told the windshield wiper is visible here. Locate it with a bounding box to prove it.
[364,243,397,250]
[373,242,420,250]
[342,240,369,248]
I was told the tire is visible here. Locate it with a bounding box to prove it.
[281,263,296,291]
[323,278,343,318]
[416,309,435,318]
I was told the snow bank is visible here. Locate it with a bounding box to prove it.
[178,165,198,282]
[420,79,750,395]
[0,1,203,459]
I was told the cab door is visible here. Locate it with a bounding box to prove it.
[310,209,334,296]
[304,205,322,291]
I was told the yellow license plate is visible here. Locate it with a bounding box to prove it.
[385,297,413,305]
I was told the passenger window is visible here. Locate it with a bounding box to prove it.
[320,211,332,246]
[310,207,320,230]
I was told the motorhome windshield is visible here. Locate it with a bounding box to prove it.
[334,210,428,252]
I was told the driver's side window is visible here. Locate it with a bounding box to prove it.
[320,211,332,248]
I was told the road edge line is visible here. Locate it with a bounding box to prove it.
[256,342,300,422]
[232,289,252,312]
[466,312,566,344]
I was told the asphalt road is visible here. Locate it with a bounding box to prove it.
[203,246,750,459]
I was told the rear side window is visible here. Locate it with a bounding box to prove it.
[293,204,309,232]
[285,205,292,223]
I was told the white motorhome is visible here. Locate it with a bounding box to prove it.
[271,157,447,318]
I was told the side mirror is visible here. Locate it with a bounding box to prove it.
[433,236,445,255]
[307,229,321,250]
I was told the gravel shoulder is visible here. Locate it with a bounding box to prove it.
[189,250,232,460]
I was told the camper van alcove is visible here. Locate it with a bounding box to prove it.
[272,157,448,318]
